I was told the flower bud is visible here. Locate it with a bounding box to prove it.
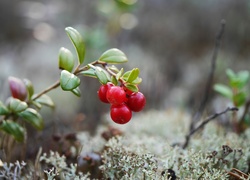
[8,76,27,101]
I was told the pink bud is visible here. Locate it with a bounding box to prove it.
[8,76,27,101]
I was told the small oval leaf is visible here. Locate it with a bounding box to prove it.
[65,27,85,65]
[213,84,233,99]
[18,108,44,130]
[116,68,124,80]
[124,83,139,93]
[226,69,236,79]
[71,87,81,97]
[58,47,75,72]
[0,120,25,142]
[111,76,118,86]
[127,68,140,83]
[23,79,34,100]
[60,70,80,91]
[0,101,9,115]
[99,48,128,64]
[34,94,55,108]
[79,69,97,78]
[9,98,28,113]
[95,67,109,84]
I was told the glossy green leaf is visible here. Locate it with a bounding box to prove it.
[0,120,25,142]
[79,69,97,78]
[127,68,140,83]
[233,92,247,107]
[0,101,9,115]
[122,70,142,85]
[111,76,118,86]
[34,94,54,108]
[23,79,34,100]
[109,65,120,73]
[65,27,85,65]
[71,87,81,97]
[213,84,233,99]
[95,67,109,84]
[9,98,28,113]
[31,101,42,109]
[18,108,44,130]
[60,70,80,91]
[116,68,124,80]
[58,47,75,72]
[99,48,128,64]
[124,83,139,93]
[122,70,131,79]
[131,77,142,84]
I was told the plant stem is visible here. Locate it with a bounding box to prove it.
[32,60,107,100]
[32,80,60,100]
[182,107,238,148]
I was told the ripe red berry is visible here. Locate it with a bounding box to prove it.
[98,83,114,103]
[106,86,127,105]
[110,104,132,124]
[127,92,146,112]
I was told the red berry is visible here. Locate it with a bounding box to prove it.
[106,86,127,105]
[98,83,114,103]
[110,104,132,124]
[127,92,146,112]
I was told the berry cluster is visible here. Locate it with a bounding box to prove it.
[98,83,146,124]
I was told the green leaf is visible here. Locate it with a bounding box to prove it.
[109,65,120,73]
[122,70,131,79]
[0,101,9,115]
[9,98,28,113]
[124,83,139,92]
[99,48,128,64]
[226,69,236,80]
[95,67,109,84]
[23,79,34,100]
[111,76,118,86]
[79,69,97,78]
[0,120,25,142]
[34,94,54,108]
[233,92,247,107]
[71,87,81,97]
[131,77,142,84]
[116,68,124,80]
[60,70,80,91]
[18,108,44,130]
[122,70,142,85]
[58,47,75,72]
[31,101,42,109]
[213,84,233,99]
[65,27,85,65]
[237,71,249,89]
[127,68,140,83]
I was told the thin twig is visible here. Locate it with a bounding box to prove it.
[181,107,238,149]
[191,19,226,130]
[183,20,226,149]
[32,60,104,100]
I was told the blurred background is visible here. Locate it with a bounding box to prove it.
[0,0,249,140]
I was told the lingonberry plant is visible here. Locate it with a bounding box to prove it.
[214,68,250,132]
[0,27,145,142]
